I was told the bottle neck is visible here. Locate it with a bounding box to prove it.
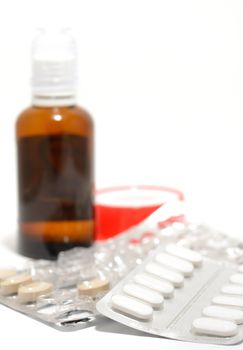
[32,93,77,107]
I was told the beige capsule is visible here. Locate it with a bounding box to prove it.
[78,277,110,297]
[18,281,53,303]
[0,269,17,282]
[0,273,32,296]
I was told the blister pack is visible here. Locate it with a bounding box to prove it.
[0,203,185,330]
[0,261,107,330]
[1,200,243,334]
[97,244,243,345]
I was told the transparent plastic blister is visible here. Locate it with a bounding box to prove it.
[1,202,243,335]
[0,272,93,330]
[96,244,243,345]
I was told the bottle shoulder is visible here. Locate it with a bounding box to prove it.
[16,105,93,138]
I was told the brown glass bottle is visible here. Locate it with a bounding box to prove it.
[16,105,94,259]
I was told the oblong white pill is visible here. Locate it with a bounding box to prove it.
[18,281,53,303]
[212,295,243,310]
[145,262,184,287]
[230,274,243,285]
[155,252,194,277]
[192,317,238,337]
[221,284,243,297]
[123,283,164,308]
[238,265,243,273]
[202,305,243,325]
[0,269,17,282]
[165,244,202,267]
[111,294,153,320]
[134,273,174,298]
[0,274,32,296]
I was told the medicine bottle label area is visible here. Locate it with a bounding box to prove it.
[17,133,94,259]
[18,134,92,222]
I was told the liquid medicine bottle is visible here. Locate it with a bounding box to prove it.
[16,28,94,259]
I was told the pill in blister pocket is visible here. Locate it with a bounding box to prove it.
[0,274,32,296]
[155,252,193,277]
[230,274,243,285]
[134,273,174,298]
[202,305,243,324]
[145,262,184,287]
[18,281,53,303]
[123,283,164,308]
[212,295,243,309]
[78,277,110,297]
[221,284,243,297]
[192,317,238,337]
[111,294,153,320]
[0,269,17,282]
[165,245,202,267]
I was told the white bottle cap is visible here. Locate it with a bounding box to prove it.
[32,27,77,107]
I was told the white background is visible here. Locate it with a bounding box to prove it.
[0,1,243,349]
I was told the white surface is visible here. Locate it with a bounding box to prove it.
[0,0,243,239]
[0,0,243,348]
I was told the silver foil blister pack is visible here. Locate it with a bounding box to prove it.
[1,202,243,337]
[97,244,243,345]
[0,203,185,330]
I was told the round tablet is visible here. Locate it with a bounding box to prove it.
[0,269,17,282]
[0,274,32,296]
[78,277,110,297]
[18,281,53,303]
